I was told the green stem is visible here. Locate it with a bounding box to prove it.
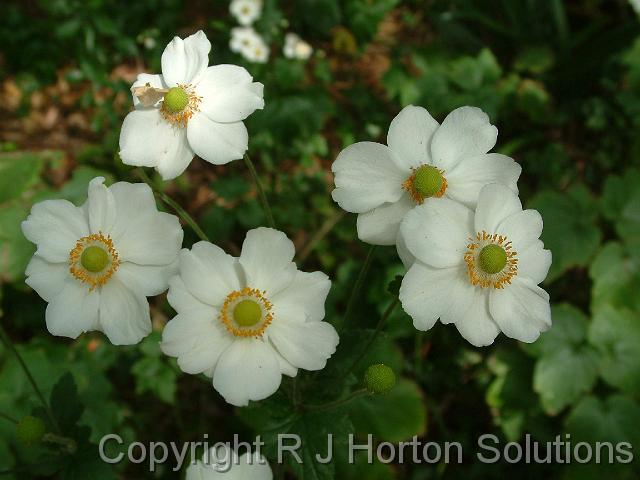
[137,168,210,242]
[342,297,400,382]
[0,326,59,433]
[43,433,77,454]
[304,389,371,413]
[243,153,275,229]
[340,245,376,331]
[297,210,346,264]
[0,412,17,424]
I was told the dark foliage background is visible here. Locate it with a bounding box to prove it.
[1,0,640,478]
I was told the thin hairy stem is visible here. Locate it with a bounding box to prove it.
[340,244,376,331]
[303,389,371,413]
[243,153,275,229]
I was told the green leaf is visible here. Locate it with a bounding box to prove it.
[531,304,598,415]
[0,152,45,204]
[528,185,601,282]
[589,242,640,311]
[50,372,83,434]
[588,305,640,394]
[0,205,34,282]
[601,168,640,222]
[131,332,177,404]
[347,379,427,442]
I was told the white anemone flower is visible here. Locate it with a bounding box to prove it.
[230,27,269,63]
[187,445,272,480]
[230,0,263,26]
[331,105,521,246]
[398,184,552,346]
[119,30,265,180]
[283,33,313,60]
[22,177,183,345]
[161,227,339,406]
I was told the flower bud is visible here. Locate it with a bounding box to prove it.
[364,363,396,395]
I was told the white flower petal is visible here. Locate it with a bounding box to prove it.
[213,338,282,406]
[269,314,338,371]
[453,288,500,347]
[187,114,248,165]
[167,275,211,313]
[116,260,178,297]
[356,194,413,246]
[98,276,151,345]
[130,73,166,108]
[109,184,183,266]
[86,177,116,234]
[517,241,552,285]
[474,183,522,234]
[271,270,331,323]
[399,198,473,268]
[179,242,242,308]
[399,263,475,330]
[197,65,264,123]
[497,209,543,251]
[489,277,552,343]
[161,30,211,86]
[22,199,89,263]
[25,256,68,302]
[119,108,195,180]
[239,228,297,295]
[45,279,99,339]
[444,153,521,208]
[430,106,498,171]
[235,452,273,480]
[331,142,406,213]
[387,105,439,170]
[396,232,414,269]
[275,351,298,377]
[162,308,232,375]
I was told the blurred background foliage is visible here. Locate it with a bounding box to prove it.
[1,0,640,478]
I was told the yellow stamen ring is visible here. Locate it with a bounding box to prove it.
[402,165,448,204]
[69,232,120,290]
[464,231,518,289]
[220,287,273,337]
[160,83,202,127]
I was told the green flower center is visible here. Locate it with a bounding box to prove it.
[233,299,262,327]
[163,87,189,113]
[412,165,443,198]
[80,246,109,273]
[478,244,507,274]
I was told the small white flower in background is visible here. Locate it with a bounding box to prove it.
[22,177,183,345]
[331,105,521,247]
[187,445,272,480]
[161,227,339,406]
[230,27,269,63]
[230,0,263,26]
[283,33,313,60]
[398,184,552,346]
[119,30,265,180]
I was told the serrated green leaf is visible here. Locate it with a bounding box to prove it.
[528,185,601,282]
[347,379,427,442]
[0,152,45,204]
[588,305,640,394]
[589,242,640,311]
[0,205,34,282]
[50,372,83,434]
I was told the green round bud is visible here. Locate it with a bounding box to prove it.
[479,244,507,274]
[364,364,396,395]
[16,416,45,447]
[233,300,262,327]
[163,87,189,113]
[80,246,109,273]
[413,165,443,198]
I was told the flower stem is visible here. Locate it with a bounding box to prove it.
[0,326,59,433]
[297,210,346,264]
[243,153,275,229]
[137,168,210,242]
[342,297,400,382]
[303,389,371,413]
[0,411,17,424]
[339,244,376,331]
